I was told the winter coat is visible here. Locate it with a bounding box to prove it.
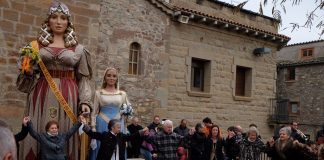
[27,121,81,160]
[291,129,306,143]
[205,138,225,160]
[224,136,240,160]
[190,132,209,160]
[148,122,160,133]
[265,138,317,160]
[174,126,189,137]
[145,131,184,160]
[239,138,265,160]
[15,124,28,156]
[84,125,137,160]
[127,124,144,157]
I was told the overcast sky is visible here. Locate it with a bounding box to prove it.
[219,0,323,44]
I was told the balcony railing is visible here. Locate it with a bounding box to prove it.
[268,98,296,124]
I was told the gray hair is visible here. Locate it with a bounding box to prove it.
[0,120,17,160]
[248,126,259,136]
[279,126,292,136]
[163,119,173,127]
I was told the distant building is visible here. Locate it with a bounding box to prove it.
[273,40,324,140]
[0,0,289,138]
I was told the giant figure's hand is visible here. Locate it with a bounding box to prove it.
[81,104,90,117]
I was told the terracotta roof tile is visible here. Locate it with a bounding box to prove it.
[278,57,324,67]
[286,39,324,47]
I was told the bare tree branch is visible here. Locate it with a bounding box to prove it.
[320,1,324,8]
[304,12,317,29]
[259,0,324,37]
[233,1,249,14]
[272,9,282,23]
[290,23,300,32]
[292,0,302,6]
[280,0,287,5]
[280,4,286,14]
[259,2,264,15]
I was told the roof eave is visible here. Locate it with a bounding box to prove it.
[277,61,324,68]
[146,0,290,46]
[173,10,290,46]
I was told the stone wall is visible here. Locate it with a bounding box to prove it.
[98,0,280,138]
[0,0,282,138]
[277,64,324,139]
[277,40,324,140]
[97,0,170,125]
[0,0,100,132]
[166,22,278,138]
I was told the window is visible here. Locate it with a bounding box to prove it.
[190,58,211,92]
[285,67,296,81]
[289,102,300,115]
[235,66,252,97]
[128,42,140,75]
[301,48,314,59]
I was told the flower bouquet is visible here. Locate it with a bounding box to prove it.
[120,103,134,116]
[19,42,40,74]
[16,42,40,93]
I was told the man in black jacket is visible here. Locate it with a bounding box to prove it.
[290,121,306,143]
[174,119,189,137]
[147,115,160,133]
[15,117,29,156]
[127,117,143,158]
[225,126,240,160]
[84,119,141,160]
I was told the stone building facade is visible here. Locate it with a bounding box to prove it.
[0,0,289,138]
[276,40,324,140]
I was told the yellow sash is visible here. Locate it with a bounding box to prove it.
[31,41,89,160]
[31,41,78,123]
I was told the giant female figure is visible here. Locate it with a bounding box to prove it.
[90,67,132,160]
[16,2,92,159]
